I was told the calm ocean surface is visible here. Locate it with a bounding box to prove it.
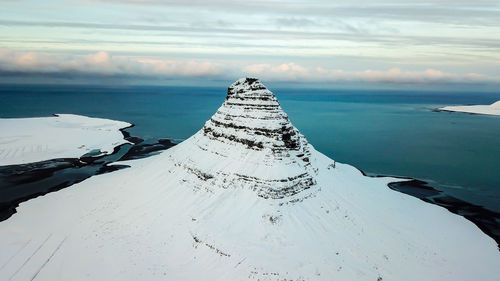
[1,84,499,212]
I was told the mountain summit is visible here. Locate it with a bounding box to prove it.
[208,77,304,152]
[181,77,315,199]
[0,79,499,281]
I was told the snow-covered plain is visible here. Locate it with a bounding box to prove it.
[0,79,498,281]
[0,114,131,166]
[440,100,500,116]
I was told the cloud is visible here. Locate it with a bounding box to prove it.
[0,49,498,85]
[274,17,316,28]
[243,63,309,81]
[2,19,500,49]
[133,58,223,77]
[2,1,500,85]
[0,49,223,79]
[243,63,499,84]
[85,0,500,26]
[86,51,111,64]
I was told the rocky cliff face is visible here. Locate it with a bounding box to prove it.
[205,78,303,152]
[171,78,316,199]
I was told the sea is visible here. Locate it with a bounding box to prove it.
[1,84,499,213]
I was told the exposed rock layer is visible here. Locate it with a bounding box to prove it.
[184,78,316,199]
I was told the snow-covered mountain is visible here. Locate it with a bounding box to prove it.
[0,78,499,281]
[177,77,316,199]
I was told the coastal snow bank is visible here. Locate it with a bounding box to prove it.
[0,79,498,281]
[440,100,500,116]
[0,114,131,166]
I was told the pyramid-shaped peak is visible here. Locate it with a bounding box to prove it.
[226,77,275,101]
[231,77,265,89]
[203,78,305,153]
[179,78,316,199]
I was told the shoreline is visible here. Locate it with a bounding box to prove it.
[355,168,500,249]
[435,102,500,116]
[0,113,498,250]
[0,126,175,221]
[434,108,494,116]
[387,179,500,249]
[1,131,498,249]
[0,114,132,166]
[433,108,483,115]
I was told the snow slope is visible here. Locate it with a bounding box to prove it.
[440,100,500,116]
[0,79,498,281]
[0,114,131,166]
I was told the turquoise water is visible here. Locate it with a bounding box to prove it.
[1,84,499,212]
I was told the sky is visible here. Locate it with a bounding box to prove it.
[1,0,500,89]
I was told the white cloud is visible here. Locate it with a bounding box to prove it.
[0,49,498,85]
[85,51,111,64]
[134,58,222,77]
[242,63,499,84]
[0,49,223,78]
[243,63,309,81]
